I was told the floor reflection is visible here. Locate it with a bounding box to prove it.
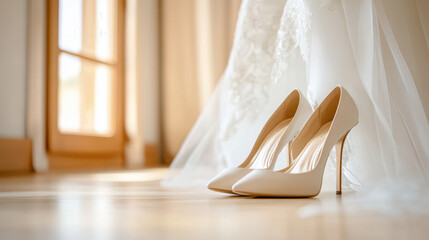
[0,169,428,240]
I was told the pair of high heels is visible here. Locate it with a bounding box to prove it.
[207,86,359,197]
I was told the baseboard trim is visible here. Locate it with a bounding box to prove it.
[145,144,163,167]
[0,137,33,172]
[49,155,123,170]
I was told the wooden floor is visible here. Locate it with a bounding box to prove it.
[0,168,428,240]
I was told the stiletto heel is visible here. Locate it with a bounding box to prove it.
[335,131,350,195]
[207,89,313,194]
[232,86,359,197]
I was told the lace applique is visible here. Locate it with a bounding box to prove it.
[220,0,286,138]
[321,0,341,10]
[272,0,312,83]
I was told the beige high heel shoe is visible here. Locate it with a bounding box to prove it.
[232,86,359,197]
[207,89,313,194]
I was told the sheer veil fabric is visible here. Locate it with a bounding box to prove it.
[162,0,429,213]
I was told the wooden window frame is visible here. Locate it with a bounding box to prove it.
[46,0,126,169]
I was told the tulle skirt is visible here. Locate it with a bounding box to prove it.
[163,0,429,214]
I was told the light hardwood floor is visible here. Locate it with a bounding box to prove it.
[0,168,427,240]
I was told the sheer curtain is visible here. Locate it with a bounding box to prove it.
[160,0,241,163]
[163,0,429,212]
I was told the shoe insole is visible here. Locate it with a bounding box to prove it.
[286,121,332,174]
[247,118,292,169]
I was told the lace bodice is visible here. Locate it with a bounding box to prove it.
[221,0,312,138]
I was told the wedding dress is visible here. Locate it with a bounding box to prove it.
[162,0,429,212]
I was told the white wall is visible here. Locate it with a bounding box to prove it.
[0,0,27,138]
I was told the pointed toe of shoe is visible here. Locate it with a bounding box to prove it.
[231,181,254,196]
[231,170,273,196]
[233,170,321,197]
[207,168,253,194]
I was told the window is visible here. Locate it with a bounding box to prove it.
[47,0,125,168]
